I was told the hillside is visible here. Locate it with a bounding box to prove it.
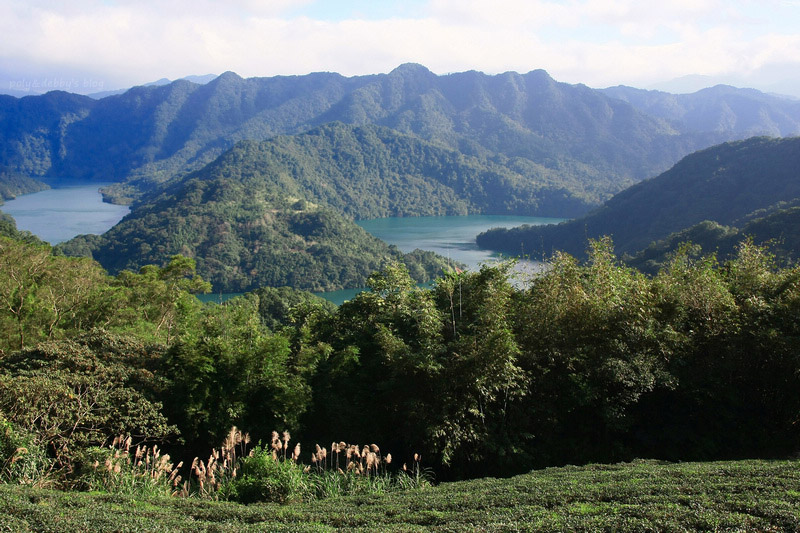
[57,125,499,291]
[0,170,49,203]
[145,122,593,218]
[3,65,797,209]
[0,459,797,531]
[59,120,612,291]
[477,136,800,259]
[627,205,800,273]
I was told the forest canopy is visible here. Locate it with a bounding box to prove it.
[2,230,799,487]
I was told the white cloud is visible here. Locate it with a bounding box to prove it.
[0,0,798,93]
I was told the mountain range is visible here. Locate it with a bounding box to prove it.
[3,64,799,212]
[3,65,800,291]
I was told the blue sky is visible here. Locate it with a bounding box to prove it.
[2,0,799,95]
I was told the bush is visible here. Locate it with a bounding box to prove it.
[222,445,309,504]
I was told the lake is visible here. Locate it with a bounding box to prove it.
[1,184,130,244]
[1,186,562,304]
[356,215,562,272]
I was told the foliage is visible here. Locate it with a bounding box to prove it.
[300,241,800,476]
[0,332,178,478]
[0,415,52,486]
[0,459,798,531]
[304,442,430,500]
[0,237,110,351]
[220,438,308,504]
[160,296,314,452]
[2,227,800,497]
[477,136,800,259]
[249,286,336,332]
[206,430,428,504]
[112,255,210,343]
[0,240,209,353]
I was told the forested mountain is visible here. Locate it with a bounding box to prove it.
[3,65,798,209]
[627,204,800,273]
[143,122,591,218]
[0,169,48,203]
[476,136,800,259]
[601,84,800,137]
[57,124,494,291]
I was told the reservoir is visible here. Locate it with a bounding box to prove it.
[356,215,563,272]
[0,184,129,244]
[310,215,563,304]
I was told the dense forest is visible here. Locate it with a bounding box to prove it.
[54,125,513,291]
[0,170,48,203]
[53,121,592,291]
[2,222,799,496]
[477,136,800,263]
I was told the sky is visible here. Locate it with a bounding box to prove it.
[2,0,799,96]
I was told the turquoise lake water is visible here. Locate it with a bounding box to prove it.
[306,215,563,304]
[0,187,563,304]
[356,215,563,272]
[1,184,130,244]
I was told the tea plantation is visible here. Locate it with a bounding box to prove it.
[1,459,798,532]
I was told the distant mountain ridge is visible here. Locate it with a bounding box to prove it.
[601,85,800,137]
[476,136,800,260]
[86,74,218,99]
[3,64,798,213]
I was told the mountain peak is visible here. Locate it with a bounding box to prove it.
[389,63,434,77]
[212,71,244,83]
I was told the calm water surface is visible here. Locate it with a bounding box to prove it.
[1,184,129,244]
[356,215,563,272]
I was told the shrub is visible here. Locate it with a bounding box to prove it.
[222,445,309,504]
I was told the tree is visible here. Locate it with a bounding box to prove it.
[0,331,176,477]
[161,295,312,453]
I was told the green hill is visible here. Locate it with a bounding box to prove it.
[627,204,800,273]
[58,200,451,293]
[0,169,48,203]
[477,136,800,259]
[58,124,502,291]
